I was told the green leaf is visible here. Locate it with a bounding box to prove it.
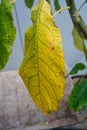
[69,63,86,75]
[25,0,34,9]
[0,0,16,70]
[54,0,61,11]
[68,79,87,111]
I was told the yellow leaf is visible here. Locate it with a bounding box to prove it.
[19,0,66,115]
[72,27,85,52]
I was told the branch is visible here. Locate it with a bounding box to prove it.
[66,0,87,40]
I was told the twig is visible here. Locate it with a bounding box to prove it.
[78,1,86,12]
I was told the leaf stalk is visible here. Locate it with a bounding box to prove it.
[53,6,70,17]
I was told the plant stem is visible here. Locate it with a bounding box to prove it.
[53,6,70,17]
[66,0,87,40]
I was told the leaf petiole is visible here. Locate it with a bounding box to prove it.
[53,6,70,17]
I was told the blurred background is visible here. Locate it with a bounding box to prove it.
[1,0,87,75]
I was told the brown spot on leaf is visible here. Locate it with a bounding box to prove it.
[52,47,55,50]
